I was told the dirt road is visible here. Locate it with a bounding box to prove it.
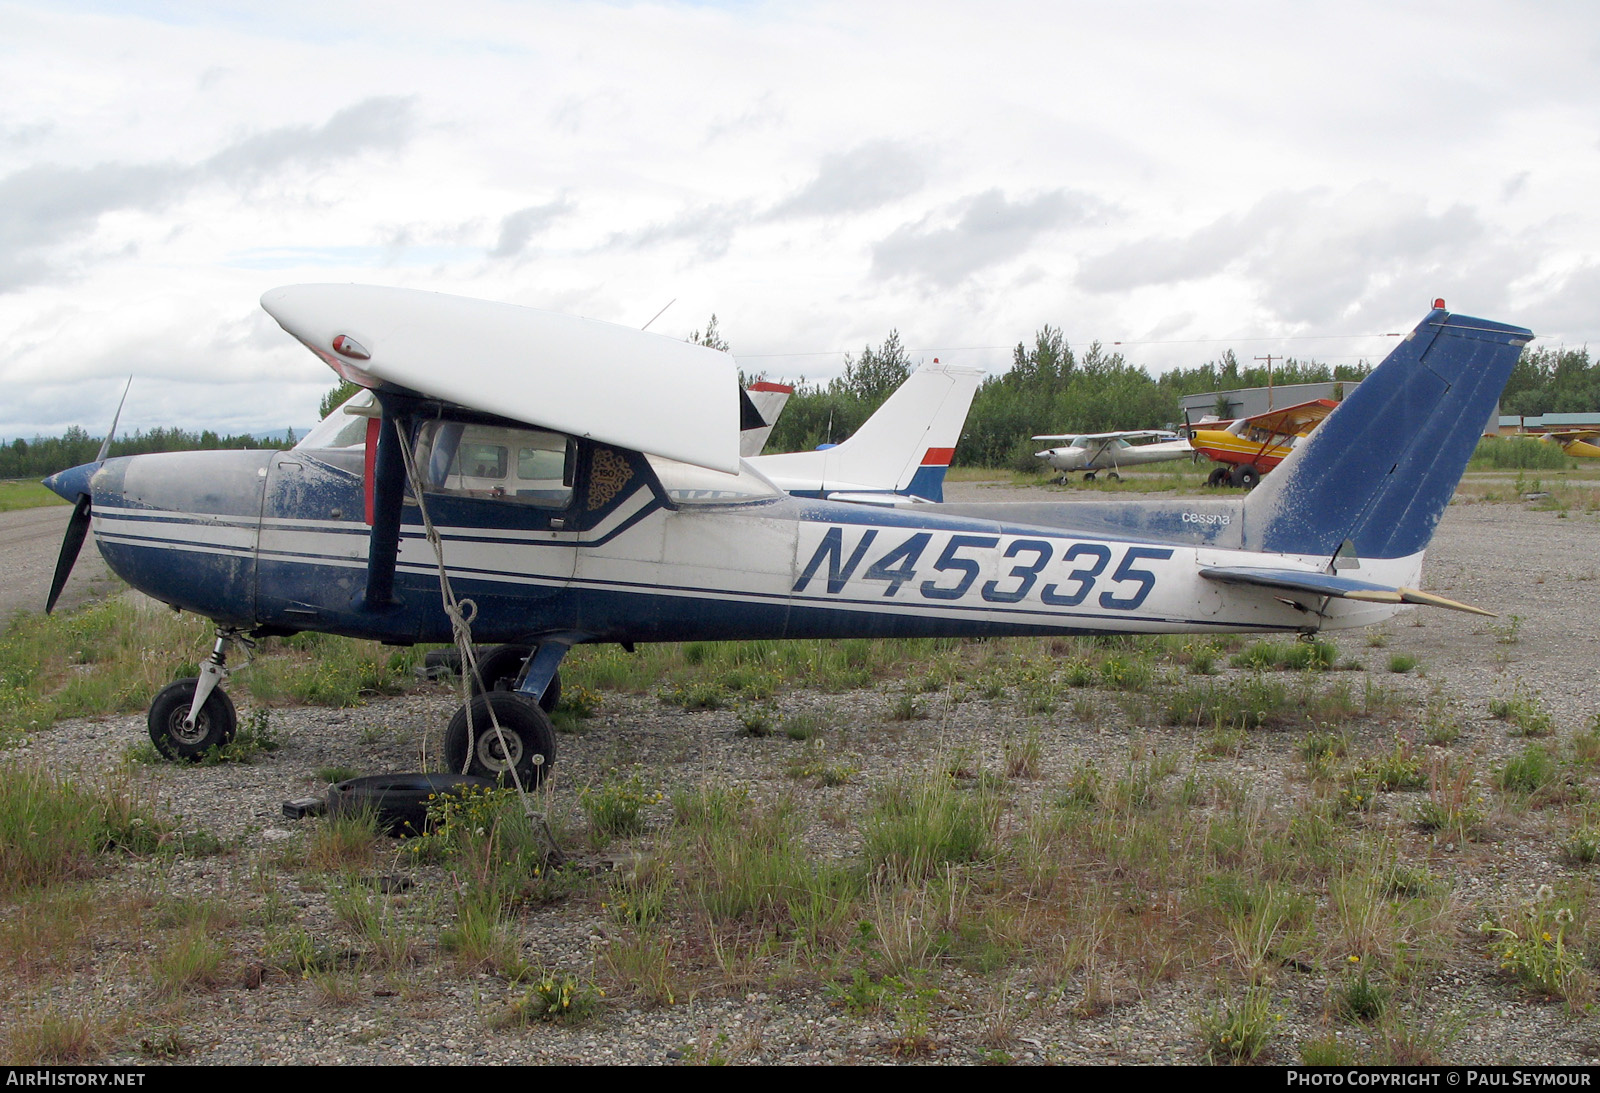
[0,504,115,624]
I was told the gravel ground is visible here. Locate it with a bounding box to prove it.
[6,488,1600,1066]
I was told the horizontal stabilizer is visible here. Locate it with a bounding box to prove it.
[1199,566,1494,616]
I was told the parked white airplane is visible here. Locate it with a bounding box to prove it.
[1032,430,1193,481]
[751,359,984,503]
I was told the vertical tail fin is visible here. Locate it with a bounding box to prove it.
[739,381,794,457]
[751,360,983,501]
[1245,307,1532,560]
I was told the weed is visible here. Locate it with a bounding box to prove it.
[299,809,380,871]
[1412,755,1485,840]
[782,712,827,741]
[316,765,362,785]
[496,972,602,1026]
[1356,737,1426,791]
[1003,730,1042,779]
[1057,764,1101,810]
[736,705,774,737]
[672,783,751,832]
[3,1008,112,1064]
[1488,614,1523,645]
[786,741,857,787]
[1495,745,1560,797]
[580,771,660,844]
[151,925,228,995]
[864,776,996,880]
[1489,684,1554,737]
[889,693,927,721]
[1299,1035,1357,1066]
[1480,887,1592,1009]
[1387,654,1418,674]
[1198,985,1277,1063]
[1336,963,1389,1023]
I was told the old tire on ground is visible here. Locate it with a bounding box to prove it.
[147,678,238,762]
[1206,466,1230,487]
[1232,464,1261,489]
[444,691,558,786]
[468,644,561,712]
[326,773,500,836]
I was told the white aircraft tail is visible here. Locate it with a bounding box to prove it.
[751,359,983,502]
[739,381,793,457]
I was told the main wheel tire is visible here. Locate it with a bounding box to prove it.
[468,644,560,712]
[1083,471,1097,482]
[326,773,500,836]
[1107,471,1121,481]
[445,691,557,786]
[1232,464,1261,489]
[147,678,238,762]
[1206,466,1230,487]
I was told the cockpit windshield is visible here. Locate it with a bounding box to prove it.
[294,389,376,451]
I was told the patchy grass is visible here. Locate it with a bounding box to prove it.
[0,481,69,512]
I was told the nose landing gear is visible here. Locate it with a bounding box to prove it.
[147,628,246,760]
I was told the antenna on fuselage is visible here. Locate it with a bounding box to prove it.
[95,376,133,463]
[641,299,676,331]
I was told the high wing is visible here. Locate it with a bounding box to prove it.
[261,284,742,474]
[1239,399,1338,439]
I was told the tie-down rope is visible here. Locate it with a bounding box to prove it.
[392,416,562,858]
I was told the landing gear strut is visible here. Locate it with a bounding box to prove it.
[147,627,245,760]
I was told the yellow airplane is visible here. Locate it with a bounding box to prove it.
[1189,398,1339,488]
[1538,430,1600,458]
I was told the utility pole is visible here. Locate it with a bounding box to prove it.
[1254,354,1280,409]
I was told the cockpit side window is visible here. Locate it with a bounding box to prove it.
[413,420,574,508]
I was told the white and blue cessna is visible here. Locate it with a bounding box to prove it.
[43,286,1531,783]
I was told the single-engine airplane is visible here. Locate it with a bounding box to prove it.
[1031,430,1192,482]
[1189,398,1339,488]
[42,287,1529,785]
[1537,430,1600,459]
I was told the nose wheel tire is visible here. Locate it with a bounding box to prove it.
[147,678,238,761]
[444,691,557,787]
[468,644,561,713]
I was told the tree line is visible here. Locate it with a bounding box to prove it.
[14,323,1588,480]
[751,323,1374,469]
[0,425,293,481]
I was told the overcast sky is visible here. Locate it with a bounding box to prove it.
[4,0,1599,441]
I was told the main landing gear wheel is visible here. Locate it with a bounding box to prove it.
[147,678,237,761]
[468,644,561,713]
[1083,471,1097,482]
[1231,464,1261,489]
[1206,466,1230,487]
[1106,471,1121,482]
[445,691,557,787]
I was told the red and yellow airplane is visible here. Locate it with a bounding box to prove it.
[1189,398,1339,488]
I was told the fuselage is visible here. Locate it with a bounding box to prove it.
[75,440,1410,649]
[1036,436,1192,473]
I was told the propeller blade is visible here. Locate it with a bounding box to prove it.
[94,376,132,463]
[45,495,92,614]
